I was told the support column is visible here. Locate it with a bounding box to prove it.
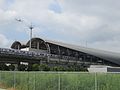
[18,45,20,50]
[46,43,51,63]
[13,62,20,71]
[37,41,39,50]
[83,54,86,65]
[28,62,32,71]
[58,46,61,63]
[75,52,79,64]
[67,48,70,63]
[39,59,43,71]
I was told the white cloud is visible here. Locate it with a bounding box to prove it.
[89,40,120,53]
[0,0,120,52]
[0,9,17,26]
[0,0,4,7]
[0,34,9,47]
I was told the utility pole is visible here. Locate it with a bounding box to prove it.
[86,41,87,47]
[15,18,34,49]
[29,24,34,49]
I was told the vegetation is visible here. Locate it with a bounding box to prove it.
[0,64,9,71]
[0,72,120,90]
[0,63,88,72]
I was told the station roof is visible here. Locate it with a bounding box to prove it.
[45,39,120,66]
[11,37,120,66]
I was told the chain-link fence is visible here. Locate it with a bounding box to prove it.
[0,71,120,90]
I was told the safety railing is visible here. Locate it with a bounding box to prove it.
[0,71,120,90]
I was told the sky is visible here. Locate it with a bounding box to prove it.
[0,0,120,52]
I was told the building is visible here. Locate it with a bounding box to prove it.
[11,37,120,68]
[88,65,120,72]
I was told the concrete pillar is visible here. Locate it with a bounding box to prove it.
[28,62,32,71]
[47,55,50,63]
[18,45,20,50]
[13,64,18,71]
[13,62,20,71]
[37,41,39,50]
[67,49,70,63]
[46,43,51,62]
[58,46,61,63]
[90,56,93,64]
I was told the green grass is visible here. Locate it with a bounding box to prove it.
[0,71,120,90]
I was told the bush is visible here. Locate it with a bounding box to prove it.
[8,64,15,71]
[50,66,65,71]
[39,64,50,71]
[32,64,39,71]
[0,63,9,71]
[18,64,27,71]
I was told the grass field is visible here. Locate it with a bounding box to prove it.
[0,71,120,90]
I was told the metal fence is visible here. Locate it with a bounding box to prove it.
[0,71,120,90]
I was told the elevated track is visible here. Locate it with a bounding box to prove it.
[0,48,80,66]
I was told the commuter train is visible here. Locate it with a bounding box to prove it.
[0,48,47,58]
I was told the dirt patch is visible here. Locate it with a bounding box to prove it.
[6,88,16,90]
[0,83,7,89]
[0,83,16,90]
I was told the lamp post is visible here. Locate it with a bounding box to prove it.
[15,18,34,49]
[29,24,34,49]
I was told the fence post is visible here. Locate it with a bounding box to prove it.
[58,72,61,90]
[95,73,97,90]
[28,71,29,90]
[34,72,36,90]
[13,71,16,89]
[0,71,1,82]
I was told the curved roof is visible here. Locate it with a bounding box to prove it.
[11,37,120,66]
[45,39,120,66]
[11,41,21,49]
[26,38,45,46]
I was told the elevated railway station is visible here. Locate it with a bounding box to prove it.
[10,38,120,66]
[0,37,120,70]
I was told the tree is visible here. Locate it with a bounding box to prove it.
[0,63,9,71]
[18,64,27,71]
[50,66,65,71]
[39,64,50,71]
[32,64,39,71]
[8,64,15,71]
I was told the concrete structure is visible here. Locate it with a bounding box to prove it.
[0,37,120,71]
[88,65,120,72]
[88,65,108,73]
[10,37,120,67]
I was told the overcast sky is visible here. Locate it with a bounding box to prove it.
[0,0,120,52]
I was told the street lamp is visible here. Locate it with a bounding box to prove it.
[29,23,34,49]
[15,18,34,49]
